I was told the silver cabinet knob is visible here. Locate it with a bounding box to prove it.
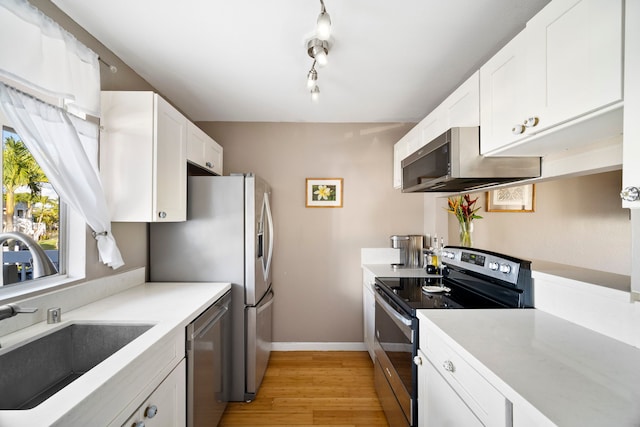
[511,124,525,135]
[413,355,423,366]
[206,161,213,168]
[620,187,640,202]
[144,404,158,419]
[132,421,145,427]
[442,360,455,372]
[524,116,539,128]
[158,211,167,219]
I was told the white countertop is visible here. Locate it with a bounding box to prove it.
[0,281,230,426]
[531,259,631,292]
[418,309,640,427]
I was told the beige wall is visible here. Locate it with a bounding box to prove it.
[198,122,425,343]
[445,170,631,275]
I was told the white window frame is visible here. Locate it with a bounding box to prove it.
[0,115,86,303]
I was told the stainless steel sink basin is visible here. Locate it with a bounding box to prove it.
[0,323,153,410]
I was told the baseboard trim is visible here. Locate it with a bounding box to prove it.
[272,342,367,351]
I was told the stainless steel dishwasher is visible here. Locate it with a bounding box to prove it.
[186,290,231,427]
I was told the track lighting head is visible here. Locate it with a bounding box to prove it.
[310,85,320,103]
[307,38,329,67]
[316,11,331,41]
[306,63,318,89]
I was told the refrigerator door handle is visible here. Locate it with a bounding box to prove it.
[263,191,275,280]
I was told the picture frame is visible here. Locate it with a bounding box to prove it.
[305,178,343,208]
[485,184,535,212]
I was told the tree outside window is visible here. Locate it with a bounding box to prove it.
[2,127,60,282]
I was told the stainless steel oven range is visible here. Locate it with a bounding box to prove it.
[373,246,534,427]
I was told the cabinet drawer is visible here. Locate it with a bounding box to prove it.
[424,330,510,427]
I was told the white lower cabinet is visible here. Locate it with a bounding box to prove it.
[362,269,376,361]
[417,324,511,427]
[123,359,187,427]
[416,349,483,427]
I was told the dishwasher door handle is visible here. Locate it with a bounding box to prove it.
[190,305,229,340]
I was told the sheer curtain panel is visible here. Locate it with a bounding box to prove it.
[0,84,124,269]
[0,0,100,116]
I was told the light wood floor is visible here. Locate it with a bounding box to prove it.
[219,351,389,427]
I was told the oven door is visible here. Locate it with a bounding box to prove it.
[374,286,417,427]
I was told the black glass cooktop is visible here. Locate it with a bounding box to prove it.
[375,276,509,315]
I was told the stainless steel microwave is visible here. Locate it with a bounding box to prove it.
[401,127,540,193]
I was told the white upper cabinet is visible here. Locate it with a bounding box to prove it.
[186,122,223,176]
[100,91,187,222]
[442,70,480,129]
[392,72,479,189]
[480,31,527,154]
[481,0,623,156]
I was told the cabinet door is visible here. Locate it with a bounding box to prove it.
[154,95,187,222]
[362,278,375,361]
[123,359,186,427]
[622,0,640,209]
[525,0,623,135]
[444,71,480,129]
[415,349,483,427]
[393,137,409,189]
[418,105,446,149]
[186,121,206,167]
[480,30,527,154]
[203,138,223,176]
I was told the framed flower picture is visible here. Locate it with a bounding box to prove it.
[305,178,343,208]
[486,184,535,212]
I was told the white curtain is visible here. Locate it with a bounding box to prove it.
[0,83,124,269]
[0,0,100,116]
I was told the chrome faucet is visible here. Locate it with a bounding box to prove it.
[0,303,38,321]
[0,231,58,280]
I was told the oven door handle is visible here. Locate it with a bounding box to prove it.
[375,291,413,342]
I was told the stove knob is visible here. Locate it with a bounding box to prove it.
[499,263,512,274]
[446,251,455,259]
[488,262,499,271]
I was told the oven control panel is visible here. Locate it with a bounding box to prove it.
[441,247,522,285]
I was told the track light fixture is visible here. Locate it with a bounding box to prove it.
[316,0,332,41]
[311,85,320,103]
[307,38,329,67]
[307,61,318,88]
[304,0,333,102]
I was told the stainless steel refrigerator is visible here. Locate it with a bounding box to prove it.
[150,174,274,402]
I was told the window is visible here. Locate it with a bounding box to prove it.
[2,126,61,285]
[0,114,85,300]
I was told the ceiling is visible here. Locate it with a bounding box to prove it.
[51,0,550,123]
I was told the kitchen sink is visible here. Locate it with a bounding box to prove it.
[0,322,153,410]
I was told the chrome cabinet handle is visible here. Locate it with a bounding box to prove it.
[158,211,167,219]
[442,360,455,373]
[620,187,640,202]
[511,124,525,135]
[524,116,539,128]
[206,161,213,168]
[413,355,423,366]
[145,404,158,418]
